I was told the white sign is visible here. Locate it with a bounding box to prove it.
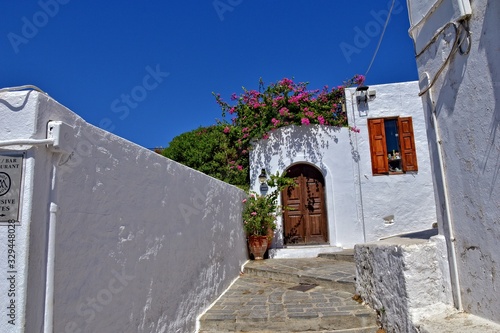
[0,154,23,223]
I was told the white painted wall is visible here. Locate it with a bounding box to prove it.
[250,125,363,250]
[0,90,49,333]
[355,235,453,332]
[407,0,500,324]
[345,81,437,241]
[250,81,437,251]
[0,89,248,333]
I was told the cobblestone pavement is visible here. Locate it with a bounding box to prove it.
[244,257,357,292]
[199,256,379,332]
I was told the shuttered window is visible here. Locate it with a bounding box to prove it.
[367,117,418,175]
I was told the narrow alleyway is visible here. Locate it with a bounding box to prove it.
[199,252,380,332]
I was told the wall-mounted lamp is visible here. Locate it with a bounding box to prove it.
[258,169,269,193]
[258,169,267,184]
[356,85,369,106]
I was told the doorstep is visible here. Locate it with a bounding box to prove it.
[269,245,344,258]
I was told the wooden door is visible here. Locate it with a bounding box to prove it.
[282,164,328,245]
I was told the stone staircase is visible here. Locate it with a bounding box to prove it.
[198,252,380,332]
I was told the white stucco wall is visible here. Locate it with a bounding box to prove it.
[250,81,437,251]
[0,89,248,333]
[345,81,437,241]
[407,0,500,324]
[0,90,50,333]
[355,235,453,332]
[250,125,363,250]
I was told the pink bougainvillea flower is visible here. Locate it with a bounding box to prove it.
[354,74,365,85]
[263,133,269,140]
[223,126,230,133]
[279,78,293,87]
[237,165,243,171]
[279,107,289,116]
[301,118,310,125]
[251,211,257,216]
[242,198,247,203]
[318,115,325,125]
[271,118,280,126]
[350,126,361,133]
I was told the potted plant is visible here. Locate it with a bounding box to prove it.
[242,172,296,259]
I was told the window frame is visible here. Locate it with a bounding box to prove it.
[367,116,418,175]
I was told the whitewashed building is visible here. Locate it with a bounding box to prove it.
[407,0,500,325]
[250,80,438,258]
[352,1,500,331]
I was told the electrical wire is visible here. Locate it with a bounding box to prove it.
[417,22,461,96]
[364,0,395,78]
[458,20,472,55]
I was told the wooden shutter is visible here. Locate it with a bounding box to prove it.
[367,118,389,174]
[398,117,418,172]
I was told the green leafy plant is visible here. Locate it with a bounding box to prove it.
[162,124,249,189]
[242,172,296,236]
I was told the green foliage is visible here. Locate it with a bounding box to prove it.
[242,172,297,236]
[162,124,249,189]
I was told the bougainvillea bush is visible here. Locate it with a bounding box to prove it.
[214,75,364,150]
[163,75,364,190]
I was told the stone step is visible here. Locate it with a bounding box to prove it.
[198,275,378,333]
[317,249,355,262]
[243,258,356,293]
[199,326,379,333]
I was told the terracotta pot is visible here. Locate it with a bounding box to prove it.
[248,235,268,260]
[266,228,274,250]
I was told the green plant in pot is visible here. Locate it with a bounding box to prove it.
[242,171,296,259]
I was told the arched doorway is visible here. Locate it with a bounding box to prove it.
[282,164,328,245]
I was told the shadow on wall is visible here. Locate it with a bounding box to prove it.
[250,125,346,181]
[480,0,500,193]
[430,23,467,118]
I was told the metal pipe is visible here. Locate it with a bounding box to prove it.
[423,72,463,310]
[431,110,463,311]
[44,162,58,333]
[0,138,54,148]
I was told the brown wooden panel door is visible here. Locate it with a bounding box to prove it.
[282,164,328,245]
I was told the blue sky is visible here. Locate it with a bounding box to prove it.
[1,1,418,148]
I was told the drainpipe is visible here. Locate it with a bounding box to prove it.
[44,200,58,333]
[422,73,463,311]
[44,154,61,333]
[348,90,367,243]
